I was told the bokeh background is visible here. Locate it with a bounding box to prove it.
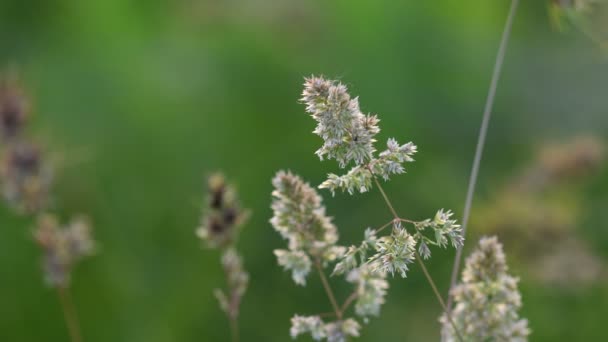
[1,0,607,341]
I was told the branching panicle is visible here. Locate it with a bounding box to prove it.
[368,224,416,278]
[278,76,467,340]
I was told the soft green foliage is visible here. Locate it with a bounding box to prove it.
[441,236,530,342]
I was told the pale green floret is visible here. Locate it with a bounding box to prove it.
[274,249,312,286]
[368,224,416,278]
[346,264,389,319]
[302,76,417,195]
[290,316,361,342]
[290,315,326,340]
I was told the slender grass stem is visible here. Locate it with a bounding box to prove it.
[57,287,82,342]
[414,252,463,342]
[374,219,396,234]
[373,178,399,219]
[314,258,342,319]
[229,316,239,342]
[447,0,519,313]
[340,291,359,313]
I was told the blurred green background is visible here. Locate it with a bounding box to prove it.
[1,0,607,341]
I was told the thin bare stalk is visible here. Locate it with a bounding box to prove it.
[374,219,397,234]
[414,252,463,342]
[314,258,342,319]
[229,316,239,342]
[372,178,463,342]
[340,291,359,313]
[447,0,520,313]
[373,178,399,219]
[57,287,82,342]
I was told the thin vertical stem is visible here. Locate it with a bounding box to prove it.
[314,258,342,319]
[446,0,519,313]
[57,287,83,342]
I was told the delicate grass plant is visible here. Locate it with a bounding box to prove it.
[0,73,96,342]
[197,173,250,342]
[441,236,529,342]
[270,77,467,341]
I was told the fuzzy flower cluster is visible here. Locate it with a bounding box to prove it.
[415,209,464,259]
[196,173,249,248]
[0,77,52,214]
[271,171,391,341]
[302,76,417,195]
[1,141,52,213]
[271,170,343,285]
[290,316,361,342]
[441,236,530,342]
[214,248,249,321]
[346,265,389,319]
[368,223,416,277]
[332,210,463,279]
[33,215,95,288]
[196,173,250,327]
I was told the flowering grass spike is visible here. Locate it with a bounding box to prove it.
[270,170,391,341]
[302,76,417,195]
[196,172,250,341]
[441,236,530,342]
[34,214,95,288]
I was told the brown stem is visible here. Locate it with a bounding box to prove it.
[314,258,342,319]
[373,177,399,219]
[374,219,397,234]
[229,316,239,342]
[340,291,359,313]
[415,252,463,342]
[57,287,82,342]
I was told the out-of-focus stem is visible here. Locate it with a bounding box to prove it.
[447,0,520,313]
[57,287,82,342]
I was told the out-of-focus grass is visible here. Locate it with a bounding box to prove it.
[0,1,607,341]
